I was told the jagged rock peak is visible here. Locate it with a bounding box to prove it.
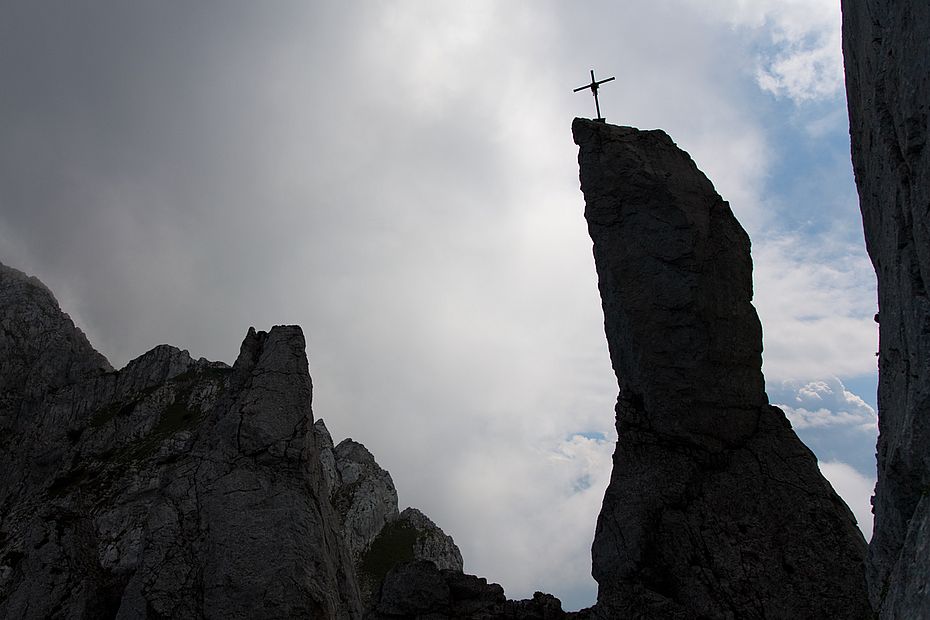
[313,423,465,611]
[574,118,872,618]
[0,263,362,619]
[332,438,401,562]
[113,345,202,397]
[232,324,307,375]
[0,261,111,401]
[843,0,930,615]
[397,507,463,572]
[226,324,320,460]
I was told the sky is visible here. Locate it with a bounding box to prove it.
[0,0,879,611]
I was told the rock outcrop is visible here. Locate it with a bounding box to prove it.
[357,507,466,608]
[0,263,362,618]
[395,507,464,573]
[573,119,872,618]
[843,0,930,615]
[331,437,402,562]
[315,419,464,607]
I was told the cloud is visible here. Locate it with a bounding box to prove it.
[772,376,878,431]
[819,461,875,540]
[439,432,615,608]
[689,0,844,102]
[769,375,877,486]
[753,235,877,381]
[755,37,843,102]
[783,406,875,431]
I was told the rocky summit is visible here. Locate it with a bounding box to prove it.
[573,119,872,619]
[843,0,930,616]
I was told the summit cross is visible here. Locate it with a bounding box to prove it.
[574,69,615,122]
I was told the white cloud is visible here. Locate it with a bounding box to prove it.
[783,406,875,431]
[754,235,877,381]
[819,461,875,540]
[755,37,843,102]
[688,0,844,102]
[417,431,615,608]
[752,1,843,102]
[774,376,878,431]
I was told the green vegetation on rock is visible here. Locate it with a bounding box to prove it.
[359,520,419,586]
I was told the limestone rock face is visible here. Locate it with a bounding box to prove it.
[315,420,465,609]
[355,506,466,609]
[314,418,339,495]
[573,119,872,618]
[333,438,401,562]
[843,1,930,615]
[397,507,464,572]
[0,266,362,618]
[0,262,111,404]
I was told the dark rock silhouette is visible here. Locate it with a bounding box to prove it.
[367,560,571,620]
[0,263,361,617]
[573,118,872,618]
[0,261,537,619]
[843,0,930,615]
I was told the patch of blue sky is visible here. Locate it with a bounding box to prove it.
[768,375,878,478]
[795,425,878,478]
[758,95,863,241]
[805,371,878,479]
[572,474,593,493]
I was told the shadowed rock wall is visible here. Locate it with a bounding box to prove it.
[574,118,872,619]
[843,0,930,615]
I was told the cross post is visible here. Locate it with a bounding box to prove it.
[574,69,615,122]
